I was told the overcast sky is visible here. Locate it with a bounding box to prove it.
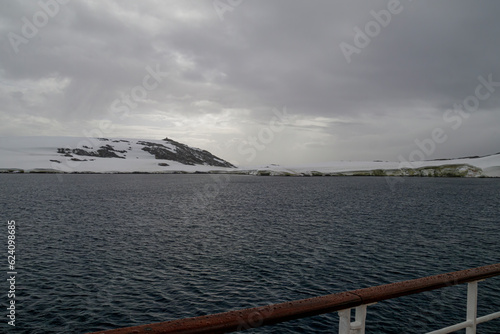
[1,0,499,165]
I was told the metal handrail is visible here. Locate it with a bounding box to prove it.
[89,263,500,334]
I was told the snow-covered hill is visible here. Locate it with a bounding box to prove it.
[0,136,235,173]
[0,136,499,176]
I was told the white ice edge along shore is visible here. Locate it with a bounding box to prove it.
[0,136,499,177]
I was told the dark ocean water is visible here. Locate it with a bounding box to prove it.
[0,174,499,333]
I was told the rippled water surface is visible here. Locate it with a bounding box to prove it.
[1,174,499,333]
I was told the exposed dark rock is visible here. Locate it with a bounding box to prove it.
[139,138,235,167]
[71,148,94,156]
[95,147,125,158]
[101,144,127,154]
[140,137,235,168]
[58,148,74,157]
[137,141,164,148]
[0,169,25,173]
[371,169,386,176]
[58,145,126,159]
[457,155,480,159]
[158,162,169,166]
[50,160,61,163]
[139,142,192,164]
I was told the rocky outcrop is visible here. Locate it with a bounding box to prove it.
[57,145,126,159]
[138,137,235,168]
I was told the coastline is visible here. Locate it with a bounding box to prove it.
[1,136,499,177]
[0,163,498,177]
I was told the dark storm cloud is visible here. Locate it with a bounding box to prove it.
[0,0,499,164]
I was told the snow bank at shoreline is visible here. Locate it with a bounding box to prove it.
[240,154,500,177]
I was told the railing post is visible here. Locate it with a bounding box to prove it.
[338,305,367,334]
[466,281,478,334]
[353,305,367,334]
[338,309,351,334]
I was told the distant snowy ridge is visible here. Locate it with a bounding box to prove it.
[240,153,500,177]
[0,136,499,177]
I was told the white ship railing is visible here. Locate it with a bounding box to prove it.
[90,263,500,334]
[339,279,500,334]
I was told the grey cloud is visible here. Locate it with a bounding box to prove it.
[0,0,499,164]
